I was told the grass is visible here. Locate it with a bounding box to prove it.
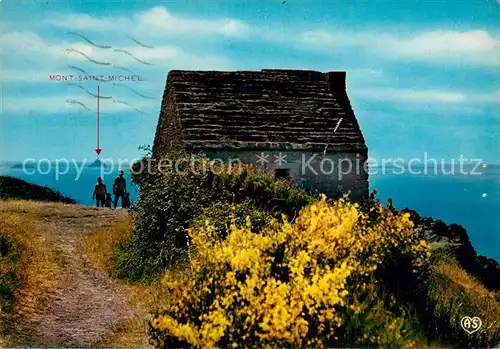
[419,258,500,348]
[78,216,168,347]
[437,263,497,298]
[0,198,79,217]
[1,199,149,347]
[79,218,135,274]
[0,202,63,344]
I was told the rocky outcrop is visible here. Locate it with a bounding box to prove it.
[402,208,500,290]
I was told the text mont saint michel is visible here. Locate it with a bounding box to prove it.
[49,74,143,82]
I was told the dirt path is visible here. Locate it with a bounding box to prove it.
[0,201,151,348]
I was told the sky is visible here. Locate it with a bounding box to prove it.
[1,0,499,163]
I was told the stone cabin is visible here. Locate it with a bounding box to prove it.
[152,69,368,200]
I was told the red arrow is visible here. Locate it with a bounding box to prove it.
[95,85,102,155]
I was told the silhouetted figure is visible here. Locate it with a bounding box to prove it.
[104,193,113,208]
[122,192,131,209]
[113,169,127,208]
[93,177,107,208]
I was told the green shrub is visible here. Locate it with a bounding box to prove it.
[0,235,21,315]
[114,153,316,281]
[113,155,213,281]
[0,235,12,257]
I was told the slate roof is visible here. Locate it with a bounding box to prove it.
[157,69,367,152]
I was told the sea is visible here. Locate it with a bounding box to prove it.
[1,162,498,261]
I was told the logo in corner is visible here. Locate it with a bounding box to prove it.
[460,316,482,334]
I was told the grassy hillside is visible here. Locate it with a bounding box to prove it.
[0,176,75,204]
[418,259,500,347]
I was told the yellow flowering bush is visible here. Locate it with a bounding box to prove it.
[149,196,431,348]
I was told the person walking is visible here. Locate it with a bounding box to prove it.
[113,169,127,209]
[92,177,107,208]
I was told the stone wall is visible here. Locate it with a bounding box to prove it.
[202,149,369,200]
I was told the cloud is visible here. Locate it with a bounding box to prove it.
[0,28,231,116]
[1,30,70,62]
[1,30,99,67]
[355,88,466,103]
[46,6,249,38]
[472,89,500,103]
[354,87,500,104]
[37,6,500,69]
[401,30,498,55]
[2,6,498,120]
[2,69,55,83]
[62,44,230,70]
[1,94,157,115]
[1,31,232,84]
[136,6,249,37]
[299,29,500,67]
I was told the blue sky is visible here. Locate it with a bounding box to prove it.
[1,0,499,163]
